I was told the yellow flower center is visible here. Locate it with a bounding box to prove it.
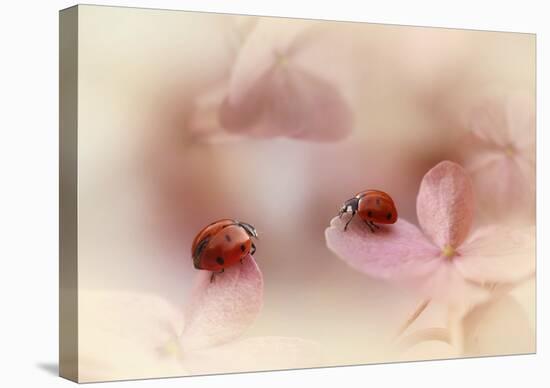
[275,52,288,67]
[157,337,183,360]
[442,244,455,258]
[505,145,516,157]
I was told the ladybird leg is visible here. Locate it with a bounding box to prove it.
[210,268,224,283]
[364,220,375,233]
[343,211,356,231]
[250,242,256,256]
[370,221,380,230]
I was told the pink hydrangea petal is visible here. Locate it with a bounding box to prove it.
[504,93,535,150]
[468,155,534,221]
[183,336,323,374]
[226,18,316,105]
[454,225,535,284]
[220,64,353,141]
[514,155,536,199]
[416,161,474,249]
[220,18,353,142]
[325,216,441,280]
[468,97,511,147]
[463,295,535,356]
[406,261,490,312]
[463,150,503,174]
[180,255,263,352]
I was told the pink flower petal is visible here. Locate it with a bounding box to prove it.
[325,216,440,279]
[416,161,474,249]
[180,255,263,352]
[183,336,323,374]
[469,155,535,221]
[219,19,353,142]
[504,93,535,151]
[220,64,353,141]
[468,97,511,148]
[409,261,489,311]
[460,94,535,222]
[463,295,535,356]
[226,19,316,103]
[455,225,535,284]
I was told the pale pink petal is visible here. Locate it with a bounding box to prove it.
[462,149,503,174]
[183,336,323,374]
[454,225,535,284]
[325,216,440,279]
[463,295,535,356]
[468,155,534,221]
[79,290,187,382]
[416,161,474,249]
[180,255,263,352]
[504,93,535,150]
[220,64,353,141]
[468,97,511,147]
[227,18,317,105]
[407,261,490,312]
[220,18,352,142]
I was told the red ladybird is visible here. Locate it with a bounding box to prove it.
[191,219,258,281]
[338,190,398,232]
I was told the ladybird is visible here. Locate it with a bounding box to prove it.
[191,219,258,282]
[338,190,398,232]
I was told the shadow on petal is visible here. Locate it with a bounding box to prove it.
[325,216,440,280]
[180,256,263,352]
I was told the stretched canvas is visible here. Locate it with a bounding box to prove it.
[59,4,536,383]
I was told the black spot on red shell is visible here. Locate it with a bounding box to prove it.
[367,211,373,217]
[386,212,392,220]
[225,234,231,242]
[240,244,245,252]
[216,257,224,265]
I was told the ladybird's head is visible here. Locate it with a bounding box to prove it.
[338,197,359,217]
[237,221,259,239]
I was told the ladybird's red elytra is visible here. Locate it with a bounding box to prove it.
[338,190,398,232]
[191,219,258,282]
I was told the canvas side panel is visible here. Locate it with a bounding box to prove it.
[59,5,79,383]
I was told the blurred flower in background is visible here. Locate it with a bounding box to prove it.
[219,19,353,141]
[184,18,354,143]
[458,93,535,222]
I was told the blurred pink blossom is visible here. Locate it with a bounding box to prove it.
[188,20,353,142]
[325,161,535,311]
[80,257,322,380]
[460,94,535,221]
